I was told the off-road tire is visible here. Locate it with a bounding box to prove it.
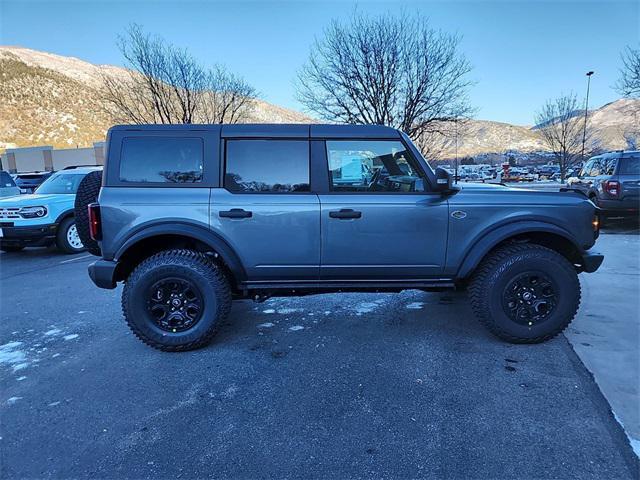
[122,249,232,352]
[56,217,85,254]
[468,243,581,343]
[1,246,24,253]
[74,170,102,256]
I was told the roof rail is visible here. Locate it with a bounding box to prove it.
[62,164,99,170]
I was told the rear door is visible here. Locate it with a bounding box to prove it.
[210,134,320,281]
[317,139,448,280]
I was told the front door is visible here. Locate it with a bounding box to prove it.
[211,139,320,281]
[319,140,448,280]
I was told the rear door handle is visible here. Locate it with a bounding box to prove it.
[219,208,252,219]
[329,209,362,219]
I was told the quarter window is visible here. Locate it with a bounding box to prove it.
[619,157,640,175]
[225,140,310,193]
[326,140,425,192]
[120,137,203,183]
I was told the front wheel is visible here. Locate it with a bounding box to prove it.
[122,249,232,351]
[56,217,85,254]
[468,243,581,343]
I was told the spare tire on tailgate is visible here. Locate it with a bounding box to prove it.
[74,170,102,256]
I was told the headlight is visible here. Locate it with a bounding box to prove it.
[19,206,48,218]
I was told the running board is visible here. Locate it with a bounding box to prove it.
[240,279,455,291]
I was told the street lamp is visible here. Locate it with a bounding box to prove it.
[581,71,594,161]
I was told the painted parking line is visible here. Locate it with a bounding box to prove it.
[59,254,93,264]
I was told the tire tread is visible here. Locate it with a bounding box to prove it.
[122,249,232,352]
[468,243,581,344]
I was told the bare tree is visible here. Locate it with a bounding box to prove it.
[615,45,640,98]
[534,93,587,181]
[199,67,257,124]
[296,12,473,153]
[102,24,256,124]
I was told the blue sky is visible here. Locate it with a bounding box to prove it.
[1,0,638,125]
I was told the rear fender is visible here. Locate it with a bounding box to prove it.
[114,222,247,282]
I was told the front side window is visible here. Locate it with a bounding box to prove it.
[120,137,203,183]
[225,140,310,193]
[326,140,425,192]
[36,173,84,194]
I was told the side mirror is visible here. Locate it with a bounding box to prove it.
[434,167,452,192]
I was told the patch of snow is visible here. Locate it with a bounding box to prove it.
[406,302,424,310]
[277,308,303,315]
[257,322,275,329]
[0,342,28,371]
[48,401,61,407]
[354,302,379,315]
[63,334,79,341]
[288,325,304,331]
[16,376,27,381]
[262,309,276,314]
[6,397,22,405]
[44,329,62,336]
[629,437,640,458]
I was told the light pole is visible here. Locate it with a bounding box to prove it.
[581,71,594,161]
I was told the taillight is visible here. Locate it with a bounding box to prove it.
[88,203,102,241]
[603,180,620,198]
[592,215,600,238]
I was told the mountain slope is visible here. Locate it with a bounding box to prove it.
[0,46,312,150]
[0,46,637,155]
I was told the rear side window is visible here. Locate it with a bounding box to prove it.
[225,140,310,193]
[619,157,640,175]
[119,137,203,183]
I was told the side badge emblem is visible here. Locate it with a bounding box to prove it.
[451,210,467,220]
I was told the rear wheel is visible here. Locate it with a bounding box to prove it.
[56,217,85,254]
[122,249,232,351]
[468,243,580,343]
[74,170,102,256]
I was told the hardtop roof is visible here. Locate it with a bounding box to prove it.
[108,123,402,139]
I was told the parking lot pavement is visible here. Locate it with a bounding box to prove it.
[1,246,638,479]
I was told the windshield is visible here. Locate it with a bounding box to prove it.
[35,173,85,194]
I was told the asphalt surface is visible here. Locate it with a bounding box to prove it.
[1,237,638,479]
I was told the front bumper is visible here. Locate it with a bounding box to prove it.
[88,259,118,289]
[580,251,604,273]
[0,223,57,247]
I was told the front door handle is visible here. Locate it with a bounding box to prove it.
[219,208,252,219]
[329,209,362,219]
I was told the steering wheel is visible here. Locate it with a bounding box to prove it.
[368,168,382,191]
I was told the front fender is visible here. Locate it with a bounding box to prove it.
[453,221,582,279]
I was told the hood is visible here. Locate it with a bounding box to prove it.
[456,182,513,192]
[450,181,589,207]
[0,193,73,207]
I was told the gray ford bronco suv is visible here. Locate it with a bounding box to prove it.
[77,124,603,351]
